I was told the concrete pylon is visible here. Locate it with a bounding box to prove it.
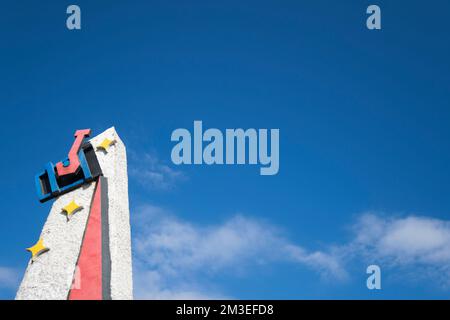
[16,127,133,300]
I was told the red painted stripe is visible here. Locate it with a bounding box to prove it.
[69,179,103,300]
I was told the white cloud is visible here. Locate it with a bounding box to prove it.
[129,151,185,190]
[132,205,450,298]
[285,245,347,280]
[0,266,19,290]
[350,213,450,270]
[134,270,228,300]
[132,205,346,299]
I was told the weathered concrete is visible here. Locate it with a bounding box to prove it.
[16,127,133,300]
[90,127,133,300]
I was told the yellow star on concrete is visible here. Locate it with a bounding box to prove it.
[62,200,83,219]
[26,238,49,261]
[96,138,116,152]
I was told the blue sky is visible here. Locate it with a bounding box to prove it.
[1,1,450,299]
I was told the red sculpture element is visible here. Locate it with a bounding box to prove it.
[69,178,107,300]
[56,129,91,176]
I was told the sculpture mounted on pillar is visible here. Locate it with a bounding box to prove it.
[35,129,102,203]
[17,127,133,300]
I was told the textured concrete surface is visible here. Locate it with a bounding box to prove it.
[16,127,133,300]
[90,127,133,300]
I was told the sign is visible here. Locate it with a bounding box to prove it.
[35,129,102,203]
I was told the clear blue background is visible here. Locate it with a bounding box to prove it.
[0,1,449,299]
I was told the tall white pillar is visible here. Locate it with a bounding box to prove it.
[16,127,133,300]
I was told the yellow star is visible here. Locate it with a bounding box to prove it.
[26,238,49,260]
[96,138,116,152]
[62,200,83,218]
